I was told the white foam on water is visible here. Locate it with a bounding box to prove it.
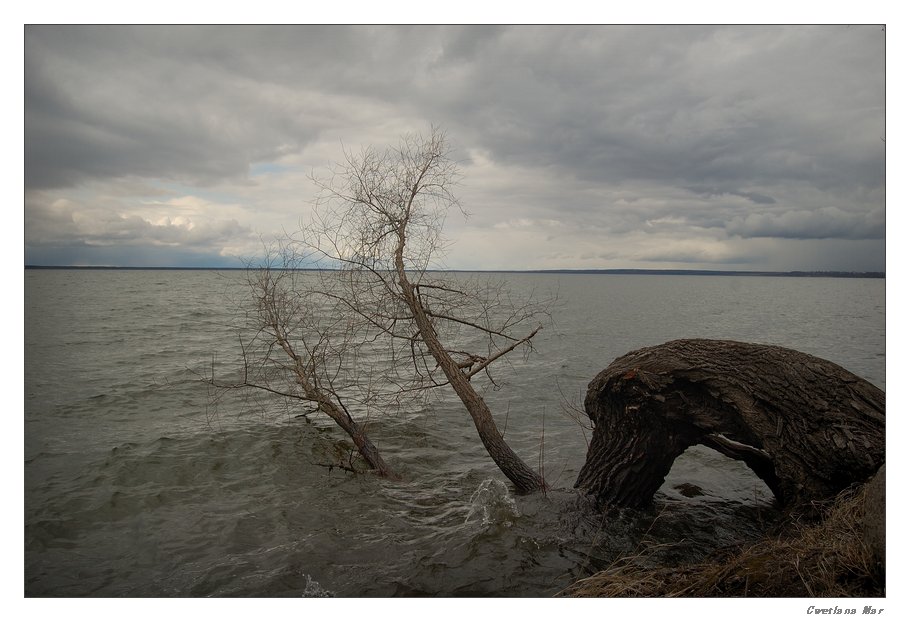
[464,478,520,527]
[301,574,334,597]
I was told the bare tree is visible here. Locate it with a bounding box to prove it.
[219,127,548,492]
[226,247,398,478]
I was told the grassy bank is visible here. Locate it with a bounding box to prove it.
[561,475,885,597]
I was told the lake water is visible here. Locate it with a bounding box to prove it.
[24,269,885,597]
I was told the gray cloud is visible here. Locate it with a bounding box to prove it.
[24,25,886,270]
[25,189,258,265]
[26,26,325,188]
[686,186,776,205]
[727,206,885,240]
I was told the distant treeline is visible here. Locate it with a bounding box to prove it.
[25,265,886,279]
[518,269,886,278]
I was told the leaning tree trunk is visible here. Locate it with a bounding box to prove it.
[393,222,546,494]
[574,339,885,509]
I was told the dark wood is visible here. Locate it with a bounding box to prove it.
[574,339,885,508]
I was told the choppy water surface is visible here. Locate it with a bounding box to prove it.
[24,269,885,596]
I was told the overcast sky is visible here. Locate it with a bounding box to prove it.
[24,24,886,271]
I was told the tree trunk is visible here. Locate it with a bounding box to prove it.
[317,398,397,478]
[403,279,547,493]
[284,346,397,479]
[393,225,546,493]
[574,339,885,509]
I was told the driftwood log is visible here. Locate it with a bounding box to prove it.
[574,339,885,508]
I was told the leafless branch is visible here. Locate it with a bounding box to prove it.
[212,127,550,491]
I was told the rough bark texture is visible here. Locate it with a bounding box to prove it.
[574,339,885,508]
[317,397,396,478]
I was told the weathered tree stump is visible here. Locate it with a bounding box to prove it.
[574,339,885,508]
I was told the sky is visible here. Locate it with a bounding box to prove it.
[23,24,886,271]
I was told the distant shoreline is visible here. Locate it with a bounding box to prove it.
[24,265,885,279]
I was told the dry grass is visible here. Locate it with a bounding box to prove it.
[560,484,884,598]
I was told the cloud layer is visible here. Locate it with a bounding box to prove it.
[25,25,886,271]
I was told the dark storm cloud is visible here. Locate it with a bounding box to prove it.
[24,25,494,189]
[25,25,324,189]
[24,25,885,270]
[441,26,884,194]
[727,206,885,240]
[29,26,883,192]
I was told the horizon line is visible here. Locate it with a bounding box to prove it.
[24,265,886,278]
